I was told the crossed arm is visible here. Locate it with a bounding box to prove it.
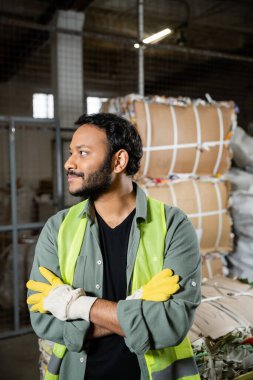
[27,266,179,339]
[88,299,123,337]
[27,209,201,352]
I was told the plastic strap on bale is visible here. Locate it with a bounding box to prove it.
[213,107,224,175]
[192,180,203,245]
[168,105,178,175]
[167,181,177,206]
[214,182,223,249]
[143,101,152,177]
[192,105,202,175]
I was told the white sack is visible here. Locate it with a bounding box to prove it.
[224,167,253,191]
[231,127,253,171]
[231,191,253,238]
[227,235,253,281]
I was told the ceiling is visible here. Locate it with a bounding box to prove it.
[1,0,253,54]
[1,0,253,127]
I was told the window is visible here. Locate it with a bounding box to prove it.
[87,97,108,114]
[33,93,54,119]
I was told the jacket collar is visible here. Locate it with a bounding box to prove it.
[78,182,147,223]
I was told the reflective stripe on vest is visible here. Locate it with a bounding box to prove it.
[58,199,88,285]
[44,344,66,380]
[44,200,88,380]
[45,197,200,380]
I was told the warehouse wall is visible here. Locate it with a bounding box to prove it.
[0,80,44,116]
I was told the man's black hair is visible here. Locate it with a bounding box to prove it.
[75,113,143,176]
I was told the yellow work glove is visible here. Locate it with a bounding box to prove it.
[26,266,64,313]
[126,269,180,301]
[27,267,86,320]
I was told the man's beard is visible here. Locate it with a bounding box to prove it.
[68,154,113,200]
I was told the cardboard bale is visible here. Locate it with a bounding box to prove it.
[135,101,235,178]
[138,179,233,254]
[191,276,253,342]
[201,254,224,279]
[104,95,237,178]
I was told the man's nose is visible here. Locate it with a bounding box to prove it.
[64,155,76,171]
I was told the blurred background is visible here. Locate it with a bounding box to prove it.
[0,1,253,379]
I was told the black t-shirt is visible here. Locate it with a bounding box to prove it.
[85,208,141,380]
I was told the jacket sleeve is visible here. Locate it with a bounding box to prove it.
[117,207,201,355]
[28,213,90,352]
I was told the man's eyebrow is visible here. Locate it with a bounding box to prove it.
[77,144,90,149]
[69,144,90,150]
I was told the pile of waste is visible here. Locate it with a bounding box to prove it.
[190,276,253,379]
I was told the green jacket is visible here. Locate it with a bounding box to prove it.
[29,184,201,380]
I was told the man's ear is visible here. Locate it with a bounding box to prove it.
[113,149,129,173]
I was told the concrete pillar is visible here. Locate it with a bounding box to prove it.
[52,10,85,128]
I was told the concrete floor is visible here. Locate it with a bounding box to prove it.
[0,333,40,380]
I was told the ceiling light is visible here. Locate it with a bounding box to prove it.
[143,28,172,44]
[134,43,140,49]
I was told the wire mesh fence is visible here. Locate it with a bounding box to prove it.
[0,120,57,337]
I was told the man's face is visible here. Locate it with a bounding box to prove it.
[64,124,113,199]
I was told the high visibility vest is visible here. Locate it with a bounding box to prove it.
[45,198,200,380]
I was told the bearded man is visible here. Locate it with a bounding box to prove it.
[27,113,201,380]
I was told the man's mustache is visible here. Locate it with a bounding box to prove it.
[67,170,84,178]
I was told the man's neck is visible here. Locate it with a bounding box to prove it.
[94,179,136,228]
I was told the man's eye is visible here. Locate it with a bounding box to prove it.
[69,151,72,156]
[80,151,88,156]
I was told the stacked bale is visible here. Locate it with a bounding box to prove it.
[134,100,234,178]
[139,178,232,255]
[105,94,253,378]
[107,94,235,179]
[105,94,237,273]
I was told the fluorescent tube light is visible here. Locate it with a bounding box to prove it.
[143,28,172,44]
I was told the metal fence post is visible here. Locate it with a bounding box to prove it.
[9,118,20,332]
[138,0,144,96]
